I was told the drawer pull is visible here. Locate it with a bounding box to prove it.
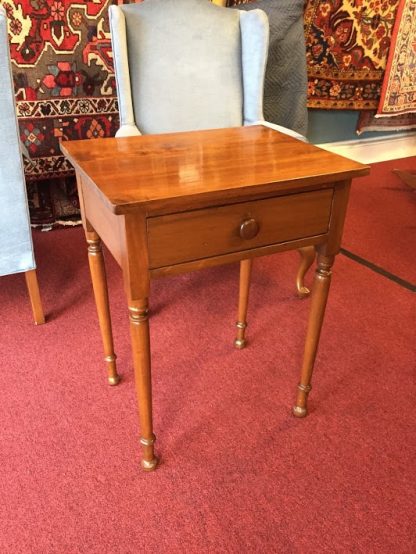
[239,218,259,240]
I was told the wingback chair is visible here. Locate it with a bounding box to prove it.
[0,6,44,325]
[109,0,307,350]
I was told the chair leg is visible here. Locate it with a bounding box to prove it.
[87,233,120,386]
[234,258,253,349]
[296,246,316,298]
[25,269,45,325]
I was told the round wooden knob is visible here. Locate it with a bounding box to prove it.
[239,218,259,240]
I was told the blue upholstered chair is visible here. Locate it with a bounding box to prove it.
[109,0,307,346]
[0,6,44,325]
[110,0,304,139]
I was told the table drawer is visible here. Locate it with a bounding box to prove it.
[147,189,333,268]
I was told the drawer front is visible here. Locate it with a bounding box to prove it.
[147,189,333,268]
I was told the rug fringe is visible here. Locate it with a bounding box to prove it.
[31,219,82,232]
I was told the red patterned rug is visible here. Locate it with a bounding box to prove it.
[2,0,120,180]
[305,0,400,109]
[356,110,416,134]
[1,1,144,224]
[377,0,416,116]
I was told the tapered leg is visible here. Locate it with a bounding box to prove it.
[293,254,334,417]
[87,233,120,386]
[128,300,158,471]
[25,269,45,325]
[296,246,316,298]
[234,258,253,349]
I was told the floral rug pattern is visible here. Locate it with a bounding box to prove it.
[1,0,131,223]
[2,0,120,181]
[304,0,400,109]
[377,0,416,116]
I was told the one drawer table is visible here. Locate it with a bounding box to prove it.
[61,125,369,471]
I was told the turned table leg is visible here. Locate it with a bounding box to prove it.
[293,254,334,417]
[234,258,253,349]
[296,246,316,298]
[87,232,120,386]
[128,299,158,471]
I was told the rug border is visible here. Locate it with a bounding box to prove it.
[377,0,416,116]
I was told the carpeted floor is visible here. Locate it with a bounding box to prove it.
[343,156,416,286]
[1,159,415,553]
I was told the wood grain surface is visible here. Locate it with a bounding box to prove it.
[61,125,370,470]
[61,126,369,215]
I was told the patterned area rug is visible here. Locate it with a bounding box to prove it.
[356,110,416,134]
[1,1,142,224]
[377,0,416,116]
[305,0,400,109]
[25,176,80,227]
[2,0,120,180]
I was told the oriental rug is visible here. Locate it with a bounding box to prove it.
[1,0,142,224]
[377,0,416,116]
[304,0,400,109]
[2,0,120,181]
[356,110,416,134]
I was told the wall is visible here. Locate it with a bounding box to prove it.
[307,110,403,144]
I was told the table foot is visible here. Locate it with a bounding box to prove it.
[234,321,247,349]
[234,337,246,349]
[292,405,308,418]
[140,435,158,471]
[105,354,120,385]
[293,378,313,418]
[141,456,159,472]
[107,374,121,386]
[297,287,310,299]
[296,246,315,299]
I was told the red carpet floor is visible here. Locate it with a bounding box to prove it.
[1,224,415,553]
[343,156,416,285]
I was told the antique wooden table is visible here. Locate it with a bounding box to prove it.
[61,125,369,471]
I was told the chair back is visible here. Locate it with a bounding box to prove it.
[110,0,268,135]
[0,6,35,277]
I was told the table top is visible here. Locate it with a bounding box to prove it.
[61,125,369,215]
